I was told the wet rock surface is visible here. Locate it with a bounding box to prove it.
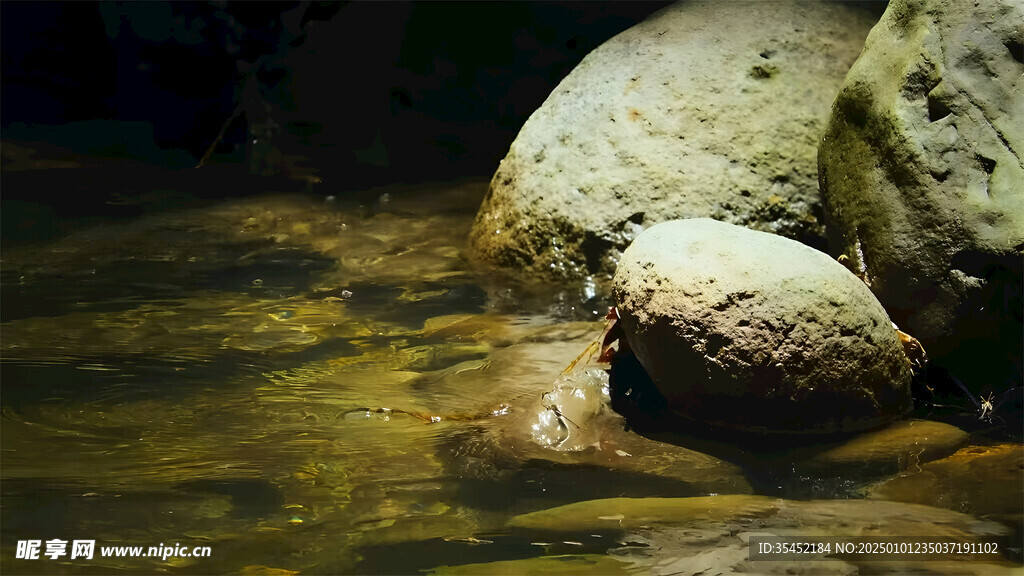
[805,419,968,473]
[469,0,882,283]
[435,339,755,500]
[612,218,912,434]
[505,495,1019,575]
[427,555,633,575]
[725,419,972,497]
[818,0,1024,395]
[868,443,1024,520]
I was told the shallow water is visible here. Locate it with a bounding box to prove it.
[1,180,1021,574]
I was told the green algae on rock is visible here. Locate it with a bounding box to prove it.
[818,0,1024,396]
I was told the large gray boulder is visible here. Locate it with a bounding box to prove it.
[612,219,912,435]
[470,0,882,283]
[818,0,1024,393]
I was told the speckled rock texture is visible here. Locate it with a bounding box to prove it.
[818,0,1024,394]
[612,219,913,435]
[470,0,882,283]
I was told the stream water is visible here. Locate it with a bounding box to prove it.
[1,179,1021,575]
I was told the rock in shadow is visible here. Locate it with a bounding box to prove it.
[608,351,971,499]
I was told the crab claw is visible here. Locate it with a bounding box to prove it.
[892,321,927,372]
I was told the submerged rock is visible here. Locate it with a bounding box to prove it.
[427,555,633,576]
[509,494,778,531]
[732,419,970,496]
[470,0,881,282]
[438,342,754,497]
[867,443,1024,520]
[612,219,912,434]
[805,419,968,474]
[818,0,1024,395]
[508,495,1018,575]
[508,494,1011,539]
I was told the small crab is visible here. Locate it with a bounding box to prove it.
[837,253,929,374]
[893,321,928,374]
[837,253,871,286]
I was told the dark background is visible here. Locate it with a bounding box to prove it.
[2,0,671,232]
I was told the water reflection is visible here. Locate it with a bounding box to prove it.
[1,180,1020,574]
[1,181,600,573]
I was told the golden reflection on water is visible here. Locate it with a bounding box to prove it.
[1,180,1021,574]
[0,181,611,573]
